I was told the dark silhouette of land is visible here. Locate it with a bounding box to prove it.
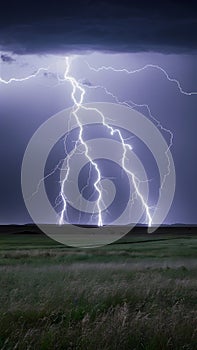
[0,224,196,237]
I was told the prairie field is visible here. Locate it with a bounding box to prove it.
[0,230,197,349]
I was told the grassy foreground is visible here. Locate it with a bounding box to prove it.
[0,232,197,349]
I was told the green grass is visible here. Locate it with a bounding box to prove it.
[0,233,197,349]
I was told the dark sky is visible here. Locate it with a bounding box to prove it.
[0,0,197,54]
[0,1,196,225]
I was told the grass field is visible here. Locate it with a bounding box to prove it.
[0,231,197,349]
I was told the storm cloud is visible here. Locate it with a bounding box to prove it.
[0,0,196,54]
[1,54,16,63]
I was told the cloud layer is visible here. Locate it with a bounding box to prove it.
[0,1,196,54]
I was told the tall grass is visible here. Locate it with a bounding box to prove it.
[0,261,196,349]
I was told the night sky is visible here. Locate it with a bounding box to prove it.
[0,1,196,225]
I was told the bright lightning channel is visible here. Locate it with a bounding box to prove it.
[0,67,49,84]
[58,57,103,226]
[58,57,152,227]
[1,55,196,228]
[84,59,196,195]
[86,62,197,96]
[82,82,173,190]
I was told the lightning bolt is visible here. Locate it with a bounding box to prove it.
[58,57,103,226]
[82,81,173,189]
[0,66,49,84]
[2,54,195,228]
[86,62,197,96]
[83,60,195,196]
[58,57,152,227]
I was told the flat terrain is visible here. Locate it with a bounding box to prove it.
[0,228,196,349]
